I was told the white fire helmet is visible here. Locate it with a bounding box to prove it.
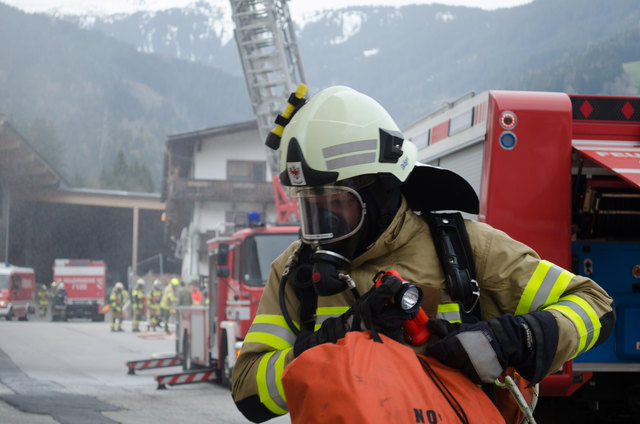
[278,85,478,245]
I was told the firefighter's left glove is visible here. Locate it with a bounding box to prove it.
[427,312,557,384]
[354,274,419,343]
[293,276,416,357]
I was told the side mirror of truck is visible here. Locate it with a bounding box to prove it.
[217,243,229,266]
[217,268,230,278]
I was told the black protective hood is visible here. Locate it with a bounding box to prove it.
[401,163,479,214]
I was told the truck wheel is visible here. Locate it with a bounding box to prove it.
[182,329,191,371]
[220,331,232,389]
[5,308,13,321]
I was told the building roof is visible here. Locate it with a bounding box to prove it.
[0,117,64,189]
[167,120,258,146]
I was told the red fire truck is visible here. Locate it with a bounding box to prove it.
[52,259,107,321]
[127,221,299,389]
[0,264,36,320]
[403,90,640,420]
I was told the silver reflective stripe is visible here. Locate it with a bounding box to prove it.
[436,309,462,323]
[314,306,349,331]
[322,139,377,158]
[265,350,288,411]
[326,152,377,170]
[248,323,296,347]
[315,314,338,329]
[457,331,503,383]
[528,264,564,313]
[555,298,596,355]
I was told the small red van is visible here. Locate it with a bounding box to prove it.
[0,264,36,320]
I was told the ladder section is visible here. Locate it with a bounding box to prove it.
[229,0,306,176]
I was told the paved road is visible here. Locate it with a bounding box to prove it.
[0,317,290,424]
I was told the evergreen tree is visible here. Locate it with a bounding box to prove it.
[100,149,155,192]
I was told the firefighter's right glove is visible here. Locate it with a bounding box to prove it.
[293,275,415,357]
[425,312,558,385]
[293,316,347,357]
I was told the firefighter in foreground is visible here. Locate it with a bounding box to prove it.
[231,86,615,422]
[147,279,163,331]
[160,278,179,333]
[110,282,126,332]
[131,279,146,332]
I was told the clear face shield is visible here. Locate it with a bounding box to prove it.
[290,185,367,246]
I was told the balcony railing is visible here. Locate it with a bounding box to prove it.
[167,178,275,203]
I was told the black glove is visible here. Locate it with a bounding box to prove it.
[359,274,419,342]
[293,316,346,357]
[293,275,417,357]
[425,311,557,384]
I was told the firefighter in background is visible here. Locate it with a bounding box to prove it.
[231,86,615,422]
[131,279,146,332]
[48,281,58,316]
[53,282,67,321]
[110,282,126,332]
[160,278,179,333]
[147,279,163,331]
[37,283,49,318]
[177,280,192,306]
[190,278,202,305]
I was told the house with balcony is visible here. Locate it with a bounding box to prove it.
[161,120,283,279]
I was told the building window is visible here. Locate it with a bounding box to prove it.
[227,160,266,182]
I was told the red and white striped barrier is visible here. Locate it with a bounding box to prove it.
[126,356,181,375]
[155,369,217,389]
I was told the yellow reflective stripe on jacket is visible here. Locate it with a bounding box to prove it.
[545,294,601,358]
[256,349,290,415]
[315,306,350,331]
[244,314,298,350]
[436,303,462,323]
[516,260,574,315]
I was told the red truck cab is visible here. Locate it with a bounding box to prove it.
[52,259,107,321]
[175,223,299,387]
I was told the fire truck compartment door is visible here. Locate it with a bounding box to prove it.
[573,140,640,189]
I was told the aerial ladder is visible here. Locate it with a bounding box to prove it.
[229,0,306,222]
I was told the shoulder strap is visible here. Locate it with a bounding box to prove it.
[290,243,318,332]
[425,212,480,321]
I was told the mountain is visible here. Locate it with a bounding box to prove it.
[0,2,252,187]
[1,0,639,189]
[63,1,243,76]
[60,0,640,126]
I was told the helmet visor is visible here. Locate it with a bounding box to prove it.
[292,186,366,244]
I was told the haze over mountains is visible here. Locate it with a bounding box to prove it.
[0,0,638,189]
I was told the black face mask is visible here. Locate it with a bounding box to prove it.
[311,208,354,239]
[303,178,402,297]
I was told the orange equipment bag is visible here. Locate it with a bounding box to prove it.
[282,331,505,424]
